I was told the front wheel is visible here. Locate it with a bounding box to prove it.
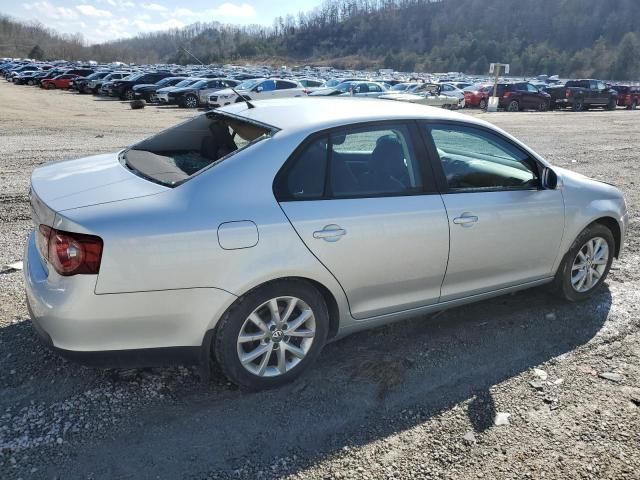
[538,101,549,112]
[606,98,617,111]
[479,98,487,110]
[214,280,329,390]
[552,223,615,302]
[507,100,520,112]
[123,89,135,101]
[47,83,55,90]
[184,94,199,108]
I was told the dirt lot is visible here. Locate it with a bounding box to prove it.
[0,82,638,480]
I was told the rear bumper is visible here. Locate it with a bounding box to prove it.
[24,230,237,366]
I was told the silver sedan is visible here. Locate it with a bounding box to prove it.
[24,98,628,389]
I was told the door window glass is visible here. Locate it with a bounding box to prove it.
[526,83,539,92]
[258,80,276,92]
[276,80,296,90]
[427,124,539,191]
[277,125,423,200]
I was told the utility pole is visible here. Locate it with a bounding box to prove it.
[488,62,510,112]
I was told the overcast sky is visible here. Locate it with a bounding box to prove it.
[4,0,324,44]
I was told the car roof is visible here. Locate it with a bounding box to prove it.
[216,97,489,133]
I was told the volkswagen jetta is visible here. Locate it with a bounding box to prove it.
[24,98,628,389]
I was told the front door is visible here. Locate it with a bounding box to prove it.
[276,123,450,319]
[423,122,565,301]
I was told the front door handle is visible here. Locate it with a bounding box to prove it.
[453,213,479,226]
[313,224,346,242]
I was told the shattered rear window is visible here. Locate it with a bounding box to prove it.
[122,113,274,186]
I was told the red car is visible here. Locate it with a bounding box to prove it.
[463,84,492,109]
[612,85,640,109]
[40,74,80,90]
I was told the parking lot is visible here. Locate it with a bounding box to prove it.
[1,81,639,480]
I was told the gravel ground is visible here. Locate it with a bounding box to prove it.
[0,82,638,480]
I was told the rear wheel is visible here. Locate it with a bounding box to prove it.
[606,98,617,111]
[123,89,135,101]
[538,101,549,112]
[479,98,487,110]
[552,223,615,302]
[47,83,55,90]
[507,100,520,112]
[214,280,329,390]
[632,100,638,110]
[572,99,584,112]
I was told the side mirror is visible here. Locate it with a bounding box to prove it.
[256,86,263,92]
[541,167,558,189]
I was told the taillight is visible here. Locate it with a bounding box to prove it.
[565,89,572,97]
[37,225,103,276]
[503,91,511,98]
[302,89,310,95]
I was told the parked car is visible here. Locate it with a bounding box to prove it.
[13,70,41,85]
[208,78,306,107]
[73,71,111,94]
[111,71,174,100]
[389,82,419,92]
[156,78,204,104]
[494,82,552,111]
[24,98,627,390]
[463,84,492,109]
[96,72,131,95]
[168,78,240,108]
[40,74,80,90]
[380,83,459,108]
[438,83,467,107]
[611,85,640,109]
[550,79,617,111]
[132,76,187,102]
[309,81,387,97]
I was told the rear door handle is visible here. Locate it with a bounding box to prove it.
[453,213,479,226]
[313,224,346,242]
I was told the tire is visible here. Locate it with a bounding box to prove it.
[27,79,35,86]
[507,100,520,112]
[479,98,487,110]
[47,83,55,90]
[184,94,198,108]
[606,98,616,111]
[123,89,135,101]
[572,99,584,112]
[632,100,638,110]
[538,101,549,112]
[214,280,329,390]
[552,223,615,302]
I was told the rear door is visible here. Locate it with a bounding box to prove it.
[275,80,301,98]
[422,122,565,301]
[276,122,450,319]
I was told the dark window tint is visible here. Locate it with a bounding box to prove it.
[276,80,296,90]
[427,124,539,192]
[283,137,328,199]
[278,124,423,200]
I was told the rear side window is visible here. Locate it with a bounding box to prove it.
[276,80,296,90]
[277,124,423,200]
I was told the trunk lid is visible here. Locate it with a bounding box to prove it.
[30,152,168,213]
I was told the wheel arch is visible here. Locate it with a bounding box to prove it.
[205,276,342,346]
[593,216,622,258]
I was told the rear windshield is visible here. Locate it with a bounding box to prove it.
[122,113,273,186]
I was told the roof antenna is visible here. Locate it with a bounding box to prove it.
[229,86,255,109]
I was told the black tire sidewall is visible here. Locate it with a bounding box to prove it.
[554,224,615,302]
[214,280,329,390]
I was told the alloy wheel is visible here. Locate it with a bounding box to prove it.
[508,100,519,112]
[185,95,198,108]
[236,296,316,377]
[571,237,609,293]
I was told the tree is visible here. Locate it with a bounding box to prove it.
[27,44,44,60]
